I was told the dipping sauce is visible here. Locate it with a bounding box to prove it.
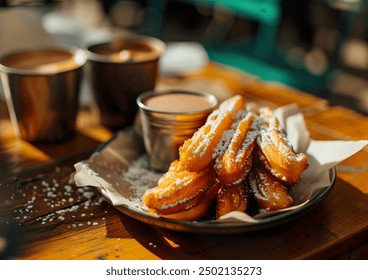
[88,41,160,63]
[145,93,215,113]
[0,49,85,73]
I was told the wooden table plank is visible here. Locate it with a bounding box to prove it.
[305,106,368,193]
[0,106,112,179]
[159,63,328,114]
[306,106,368,141]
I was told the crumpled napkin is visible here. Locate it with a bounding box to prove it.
[74,104,368,223]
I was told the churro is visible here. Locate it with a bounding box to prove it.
[160,180,221,221]
[179,95,245,172]
[142,160,216,215]
[214,112,258,185]
[216,182,248,219]
[249,159,293,212]
[257,111,308,184]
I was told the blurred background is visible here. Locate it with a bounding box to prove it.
[0,0,367,113]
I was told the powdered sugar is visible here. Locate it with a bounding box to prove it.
[8,165,108,228]
[212,129,234,159]
[121,155,162,196]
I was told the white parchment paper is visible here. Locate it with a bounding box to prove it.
[74,104,368,223]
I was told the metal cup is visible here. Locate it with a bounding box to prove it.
[0,47,87,142]
[137,90,218,171]
[87,35,165,130]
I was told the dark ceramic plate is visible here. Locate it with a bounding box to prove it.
[113,171,335,234]
[84,129,336,234]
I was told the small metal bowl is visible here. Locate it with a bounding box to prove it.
[137,90,218,171]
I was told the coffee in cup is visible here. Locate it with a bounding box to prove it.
[0,47,87,142]
[87,35,165,130]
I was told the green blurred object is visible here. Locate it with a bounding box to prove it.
[206,42,329,96]
[198,0,329,96]
[145,0,363,98]
[146,0,281,60]
[200,0,281,61]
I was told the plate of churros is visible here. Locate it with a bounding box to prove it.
[74,95,366,233]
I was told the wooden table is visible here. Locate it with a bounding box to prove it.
[1,63,367,260]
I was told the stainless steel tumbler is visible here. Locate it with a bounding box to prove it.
[0,47,87,142]
[137,90,217,171]
[87,35,165,130]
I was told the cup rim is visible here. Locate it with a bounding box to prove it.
[0,46,87,75]
[137,89,218,115]
[86,35,166,64]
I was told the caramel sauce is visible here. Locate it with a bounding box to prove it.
[145,93,214,113]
